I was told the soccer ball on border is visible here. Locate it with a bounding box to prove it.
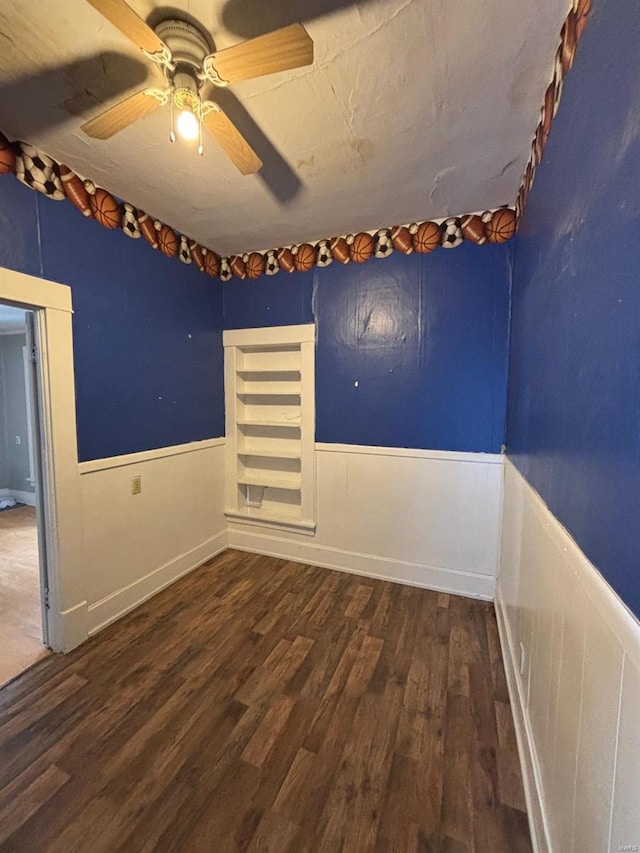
[315,239,333,268]
[441,217,463,249]
[265,250,280,276]
[16,143,64,200]
[219,257,232,282]
[178,234,192,264]
[374,229,394,259]
[122,203,141,239]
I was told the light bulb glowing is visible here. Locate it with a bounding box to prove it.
[176,107,199,141]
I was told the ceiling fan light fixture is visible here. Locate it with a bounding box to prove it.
[171,71,203,150]
[177,105,199,142]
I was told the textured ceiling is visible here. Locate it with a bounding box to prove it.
[0,0,569,255]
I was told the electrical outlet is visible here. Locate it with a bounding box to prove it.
[15,435,21,445]
[519,642,527,676]
[131,476,142,496]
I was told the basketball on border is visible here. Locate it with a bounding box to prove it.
[485,208,517,244]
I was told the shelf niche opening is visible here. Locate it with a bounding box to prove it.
[224,324,316,533]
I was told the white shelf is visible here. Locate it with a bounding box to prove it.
[236,368,301,376]
[226,507,316,533]
[237,383,301,396]
[238,448,301,459]
[236,419,301,428]
[238,473,302,490]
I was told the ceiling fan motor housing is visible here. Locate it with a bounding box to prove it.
[154,18,209,74]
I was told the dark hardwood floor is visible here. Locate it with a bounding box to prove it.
[0,550,531,852]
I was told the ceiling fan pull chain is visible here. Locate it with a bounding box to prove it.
[169,84,176,143]
[198,97,204,156]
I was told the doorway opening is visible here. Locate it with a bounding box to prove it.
[0,302,50,686]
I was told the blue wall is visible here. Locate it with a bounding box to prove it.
[3,167,510,462]
[224,266,314,329]
[225,243,512,453]
[0,175,224,460]
[507,0,640,617]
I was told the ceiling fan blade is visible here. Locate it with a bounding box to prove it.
[85,0,166,55]
[205,24,313,85]
[81,89,166,139]
[202,105,262,175]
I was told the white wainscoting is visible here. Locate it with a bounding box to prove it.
[497,458,640,853]
[227,443,503,599]
[80,439,227,635]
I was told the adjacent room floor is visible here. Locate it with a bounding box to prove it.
[0,505,48,688]
[0,550,531,852]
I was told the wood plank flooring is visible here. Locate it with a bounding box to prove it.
[0,505,48,687]
[0,550,531,852]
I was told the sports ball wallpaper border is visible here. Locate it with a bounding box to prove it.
[0,132,516,282]
[0,137,222,274]
[515,0,592,221]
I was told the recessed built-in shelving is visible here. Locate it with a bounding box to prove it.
[224,324,316,532]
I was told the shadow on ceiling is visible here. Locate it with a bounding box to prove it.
[0,53,149,137]
[211,87,304,205]
[220,0,379,39]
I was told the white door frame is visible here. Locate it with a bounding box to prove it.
[22,318,48,646]
[0,266,87,651]
[22,339,38,491]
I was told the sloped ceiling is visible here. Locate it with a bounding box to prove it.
[0,0,569,255]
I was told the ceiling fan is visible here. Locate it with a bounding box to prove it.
[80,0,314,174]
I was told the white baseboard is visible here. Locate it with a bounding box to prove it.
[494,587,550,853]
[10,489,36,507]
[87,530,228,636]
[52,600,89,653]
[0,487,36,506]
[227,528,495,599]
